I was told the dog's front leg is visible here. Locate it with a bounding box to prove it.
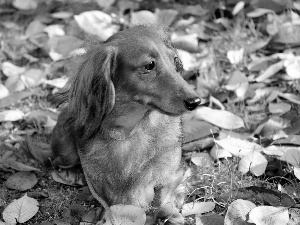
[153,171,185,225]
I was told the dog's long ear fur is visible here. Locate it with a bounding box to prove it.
[68,45,117,140]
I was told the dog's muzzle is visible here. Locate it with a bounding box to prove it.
[184,97,201,111]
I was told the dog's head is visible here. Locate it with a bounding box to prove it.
[65,25,200,139]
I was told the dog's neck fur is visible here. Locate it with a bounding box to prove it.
[101,100,150,140]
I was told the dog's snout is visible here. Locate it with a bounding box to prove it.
[184,97,201,111]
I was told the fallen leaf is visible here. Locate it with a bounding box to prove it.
[1,62,26,77]
[248,206,289,225]
[51,169,85,186]
[191,153,213,167]
[25,20,46,37]
[177,49,200,71]
[268,102,291,114]
[42,77,68,89]
[0,83,9,99]
[182,202,215,217]
[279,93,300,105]
[0,88,42,108]
[51,11,73,19]
[21,68,45,88]
[246,8,274,18]
[194,107,244,130]
[74,10,119,41]
[95,0,116,10]
[238,151,268,176]
[227,48,244,64]
[156,9,178,27]
[284,56,300,79]
[215,137,262,157]
[279,148,300,167]
[210,145,232,159]
[294,167,300,180]
[4,74,25,92]
[12,0,38,10]
[2,158,41,172]
[196,213,224,225]
[172,33,199,53]
[232,1,245,15]
[255,60,284,82]
[5,172,38,191]
[224,199,256,225]
[2,194,39,224]
[44,24,65,37]
[0,109,24,122]
[183,115,219,143]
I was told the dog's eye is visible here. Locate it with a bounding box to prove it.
[144,61,155,71]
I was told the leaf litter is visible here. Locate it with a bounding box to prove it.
[1,0,300,224]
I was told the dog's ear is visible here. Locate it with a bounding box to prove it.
[68,45,117,140]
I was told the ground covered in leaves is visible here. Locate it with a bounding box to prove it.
[1,0,300,224]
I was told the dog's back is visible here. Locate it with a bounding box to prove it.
[51,25,200,224]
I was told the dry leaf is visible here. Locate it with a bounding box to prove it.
[2,158,41,172]
[246,8,274,18]
[2,194,39,224]
[215,137,262,157]
[12,0,38,10]
[232,1,245,15]
[131,10,157,25]
[248,206,289,225]
[238,151,268,176]
[191,153,213,167]
[74,10,119,41]
[210,145,232,159]
[224,199,256,225]
[1,62,26,77]
[96,0,116,10]
[284,56,300,79]
[171,33,199,53]
[0,109,24,122]
[51,11,73,19]
[255,60,284,82]
[268,102,291,114]
[25,20,46,37]
[227,48,244,64]
[42,77,68,89]
[44,24,65,37]
[194,107,244,130]
[279,148,300,167]
[21,68,45,88]
[196,213,224,225]
[279,93,300,105]
[294,167,300,180]
[0,83,9,99]
[182,202,215,217]
[5,172,38,191]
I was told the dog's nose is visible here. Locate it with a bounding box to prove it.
[184,97,201,111]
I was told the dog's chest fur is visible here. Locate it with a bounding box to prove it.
[79,111,182,203]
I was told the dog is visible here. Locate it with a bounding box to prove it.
[51,25,201,224]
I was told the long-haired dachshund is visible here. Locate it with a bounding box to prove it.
[51,25,200,224]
